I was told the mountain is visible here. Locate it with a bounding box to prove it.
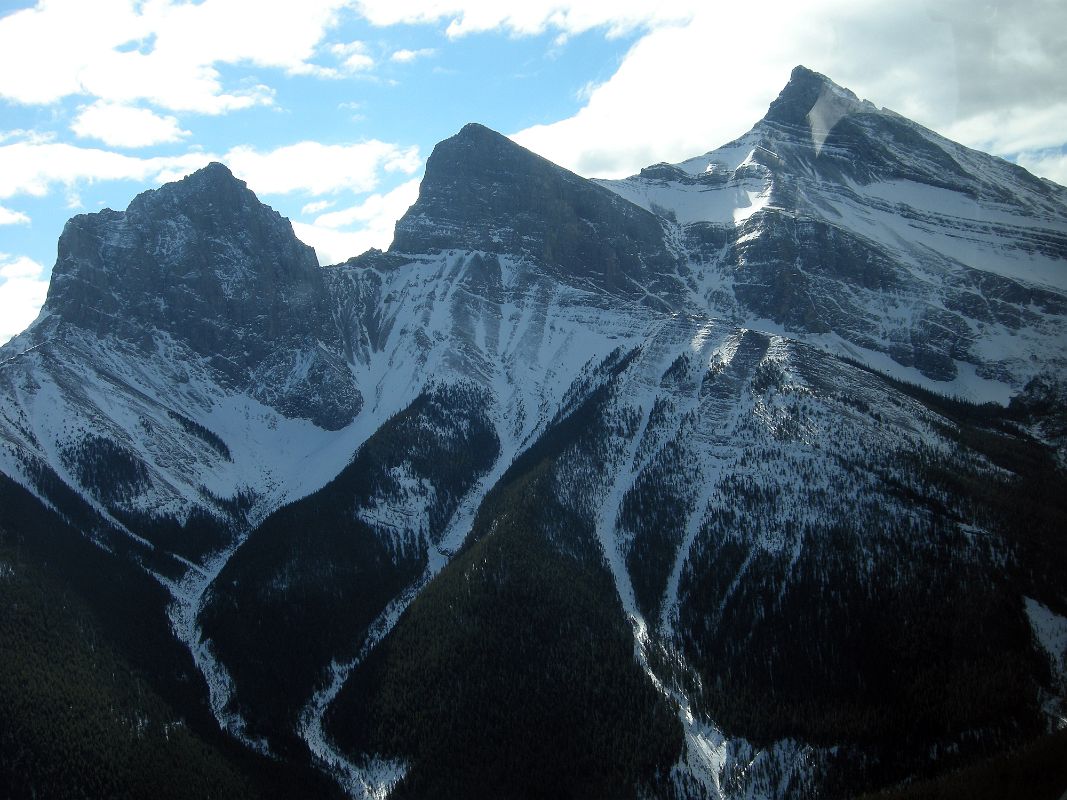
[600,65,1067,389]
[1,66,1066,799]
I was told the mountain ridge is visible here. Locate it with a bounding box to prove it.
[1,66,1065,800]
[391,121,678,303]
[598,67,1067,394]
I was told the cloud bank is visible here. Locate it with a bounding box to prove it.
[0,254,48,344]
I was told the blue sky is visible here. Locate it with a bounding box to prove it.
[1,0,1066,343]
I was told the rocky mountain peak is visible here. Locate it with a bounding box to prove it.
[743,66,998,195]
[163,160,242,194]
[44,162,320,340]
[390,122,676,297]
[120,162,273,238]
[39,163,361,429]
[389,121,573,257]
[598,67,1067,389]
[763,65,871,128]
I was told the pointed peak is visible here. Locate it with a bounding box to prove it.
[439,122,526,158]
[197,161,239,179]
[764,66,868,127]
[124,161,253,219]
[389,120,671,280]
[174,161,247,193]
[455,122,501,139]
[391,121,566,255]
[405,123,536,200]
[200,160,235,175]
[788,64,834,87]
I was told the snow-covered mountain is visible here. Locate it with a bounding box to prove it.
[1,66,1065,800]
[600,65,1067,395]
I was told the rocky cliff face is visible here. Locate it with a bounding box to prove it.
[393,123,678,301]
[43,162,360,430]
[47,163,317,358]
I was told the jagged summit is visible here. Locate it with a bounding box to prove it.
[390,120,575,259]
[195,160,239,179]
[452,121,508,144]
[36,161,360,429]
[121,161,255,221]
[747,65,965,187]
[762,65,875,129]
[744,66,1061,203]
[390,121,674,294]
[178,160,243,188]
[597,67,1067,387]
[44,161,319,335]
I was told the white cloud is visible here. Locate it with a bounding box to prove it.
[293,178,421,264]
[390,48,435,63]
[76,50,275,114]
[0,129,55,145]
[291,224,373,266]
[223,141,421,195]
[71,101,190,148]
[0,206,30,225]
[146,0,346,74]
[503,0,1067,178]
[943,102,1067,160]
[342,53,374,72]
[511,9,795,177]
[0,254,48,344]
[313,178,421,228]
[0,0,347,113]
[0,254,44,279]
[329,40,375,73]
[353,1,695,38]
[1016,150,1067,187]
[301,199,336,215]
[0,138,421,202]
[0,140,208,200]
[0,1,144,105]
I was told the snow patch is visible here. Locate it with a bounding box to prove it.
[1025,596,1067,690]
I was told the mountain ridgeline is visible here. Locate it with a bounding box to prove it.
[1,66,1066,799]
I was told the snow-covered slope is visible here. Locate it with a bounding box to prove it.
[0,67,1065,800]
[599,65,1067,396]
[0,165,367,552]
